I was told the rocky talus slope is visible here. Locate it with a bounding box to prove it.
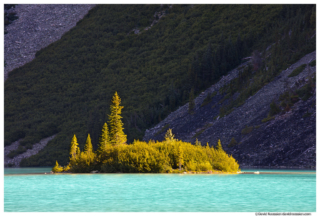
[4,4,95,81]
[4,135,56,167]
[144,51,316,169]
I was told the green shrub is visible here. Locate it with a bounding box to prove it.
[192,123,212,139]
[201,93,212,107]
[155,124,170,136]
[269,101,281,116]
[296,82,314,101]
[241,125,253,135]
[228,137,238,147]
[211,91,217,97]
[288,64,306,77]
[261,115,275,123]
[309,60,316,67]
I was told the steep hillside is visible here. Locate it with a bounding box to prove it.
[4,4,315,167]
[4,4,95,80]
[144,51,316,169]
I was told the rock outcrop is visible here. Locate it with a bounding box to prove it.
[4,135,56,167]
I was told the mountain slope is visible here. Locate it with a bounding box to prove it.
[4,4,315,167]
[144,51,316,168]
[4,4,95,80]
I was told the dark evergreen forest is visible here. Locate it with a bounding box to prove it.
[4,4,315,166]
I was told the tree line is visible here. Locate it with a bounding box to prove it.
[53,92,240,173]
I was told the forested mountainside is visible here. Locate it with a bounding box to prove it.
[144,51,316,168]
[4,4,315,167]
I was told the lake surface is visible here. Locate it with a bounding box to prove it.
[4,168,316,212]
[4,167,52,174]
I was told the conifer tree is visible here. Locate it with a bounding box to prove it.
[201,42,213,85]
[187,65,195,90]
[75,147,81,162]
[192,54,201,90]
[84,134,93,154]
[69,134,79,163]
[83,134,95,165]
[195,138,201,146]
[216,139,223,152]
[188,88,195,114]
[98,122,111,154]
[109,92,127,145]
[164,128,175,142]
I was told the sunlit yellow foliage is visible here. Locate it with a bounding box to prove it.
[69,134,79,164]
[59,92,240,174]
[52,160,64,173]
[63,164,71,172]
[98,131,239,173]
[97,122,111,155]
[109,92,127,146]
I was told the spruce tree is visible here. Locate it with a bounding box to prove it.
[83,134,95,165]
[69,134,79,163]
[195,138,201,146]
[201,42,213,85]
[216,139,223,152]
[109,92,127,145]
[164,128,175,142]
[75,147,81,162]
[188,88,195,114]
[98,122,111,154]
[193,55,201,90]
[84,134,93,154]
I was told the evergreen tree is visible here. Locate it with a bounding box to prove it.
[75,147,81,162]
[201,42,214,86]
[164,128,175,142]
[188,88,195,114]
[195,138,201,146]
[69,134,79,163]
[216,139,223,152]
[98,122,111,154]
[87,107,103,150]
[192,54,201,90]
[83,134,95,165]
[84,134,93,154]
[187,65,195,90]
[109,92,127,145]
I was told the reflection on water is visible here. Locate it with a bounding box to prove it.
[4,167,52,175]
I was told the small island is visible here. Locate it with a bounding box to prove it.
[53,92,240,174]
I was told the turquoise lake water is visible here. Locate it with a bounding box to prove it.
[4,167,52,174]
[4,168,316,212]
